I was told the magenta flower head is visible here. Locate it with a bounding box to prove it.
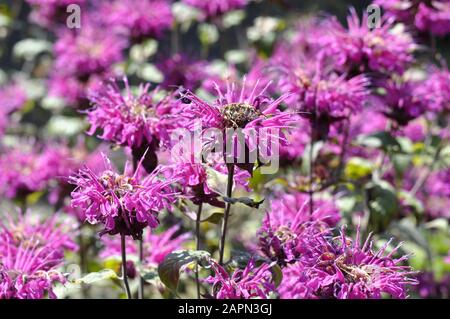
[86,77,181,172]
[53,22,126,78]
[374,77,428,126]
[418,66,450,113]
[0,143,67,199]
[0,212,77,299]
[183,0,248,19]
[166,163,225,207]
[415,1,450,36]
[0,83,27,136]
[69,154,178,240]
[157,54,209,91]
[26,0,86,29]
[206,259,275,299]
[258,192,339,266]
[99,0,173,40]
[375,0,450,36]
[422,168,450,219]
[278,225,418,299]
[274,50,369,138]
[100,225,190,268]
[318,8,415,74]
[178,77,294,169]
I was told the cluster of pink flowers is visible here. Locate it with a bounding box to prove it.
[206,259,275,299]
[318,8,416,74]
[69,155,178,239]
[3,0,450,300]
[86,77,178,150]
[0,213,77,299]
[99,0,173,40]
[258,192,340,266]
[376,0,450,36]
[183,0,248,19]
[25,0,86,28]
[0,143,67,199]
[278,225,417,299]
[0,83,27,137]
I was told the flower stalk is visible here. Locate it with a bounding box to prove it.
[218,163,235,266]
[121,233,132,299]
[195,201,203,299]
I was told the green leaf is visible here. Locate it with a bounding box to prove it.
[398,190,424,216]
[270,264,283,288]
[137,266,159,285]
[205,167,228,196]
[392,154,411,175]
[357,132,401,152]
[198,23,219,46]
[344,157,374,180]
[26,191,45,205]
[46,116,86,137]
[389,219,432,260]
[130,40,158,63]
[74,269,117,285]
[158,250,211,291]
[222,196,265,209]
[201,212,224,224]
[13,39,51,60]
[137,63,164,83]
[222,10,246,28]
[366,180,399,232]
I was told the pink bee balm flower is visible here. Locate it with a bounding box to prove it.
[179,77,294,163]
[318,8,416,74]
[0,143,68,199]
[0,213,77,299]
[415,1,450,36]
[418,67,450,112]
[157,54,209,91]
[278,225,418,299]
[374,78,428,126]
[87,77,179,150]
[69,155,178,239]
[206,259,275,299]
[100,225,190,267]
[274,50,369,134]
[258,192,339,266]
[53,22,126,78]
[99,0,173,40]
[0,83,27,137]
[166,163,225,207]
[183,0,248,19]
[26,0,86,29]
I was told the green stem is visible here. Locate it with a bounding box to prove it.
[218,163,234,266]
[120,234,132,299]
[309,127,315,216]
[138,238,144,299]
[195,202,203,299]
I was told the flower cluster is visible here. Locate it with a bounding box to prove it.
[318,8,416,74]
[99,0,173,40]
[4,0,450,301]
[258,192,340,265]
[376,0,450,36]
[278,226,417,299]
[0,213,77,299]
[69,155,178,239]
[183,0,248,19]
[206,259,275,299]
